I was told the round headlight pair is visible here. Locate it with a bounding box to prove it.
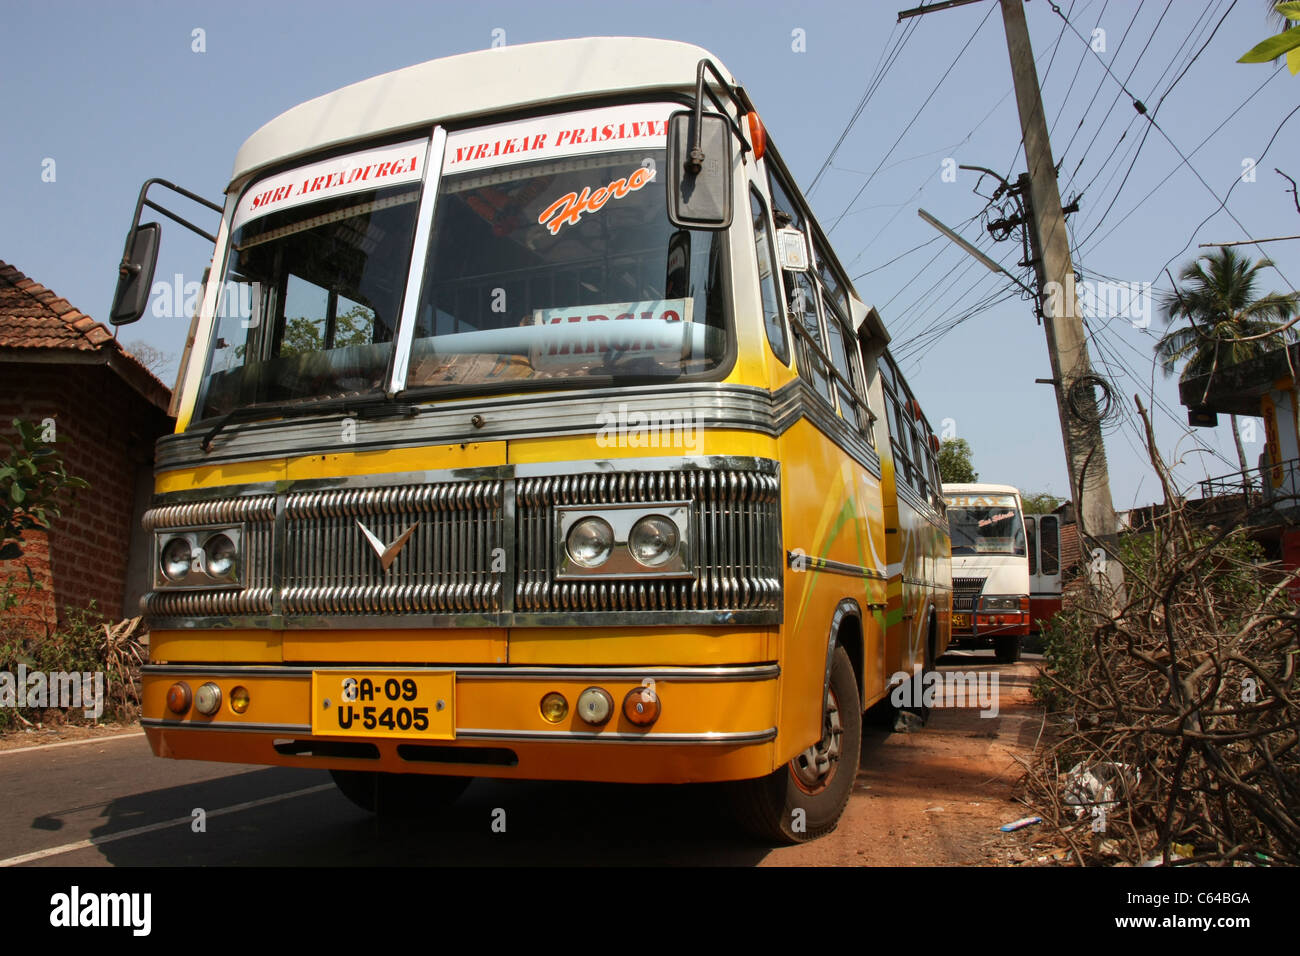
[565,515,679,569]
[160,532,237,582]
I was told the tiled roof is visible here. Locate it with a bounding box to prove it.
[0,259,172,410]
[0,259,120,351]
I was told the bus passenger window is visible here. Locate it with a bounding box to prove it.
[825,314,860,425]
[750,189,789,366]
[788,272,833,405]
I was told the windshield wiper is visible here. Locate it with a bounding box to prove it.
[199,395,415,452]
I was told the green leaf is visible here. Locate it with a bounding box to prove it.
[1238,25,1300,63]
[1290,45,1300,75]
[65,476,90,489]
[1276,2,1300,18]
[8,483,23,504]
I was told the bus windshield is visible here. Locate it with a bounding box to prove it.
[945,494,1026,557]
[197,138,427,421]
[406,106,728,391]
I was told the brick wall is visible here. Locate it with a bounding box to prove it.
[0,360,171,629]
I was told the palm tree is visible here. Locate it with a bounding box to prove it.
[1156,247,1299,472]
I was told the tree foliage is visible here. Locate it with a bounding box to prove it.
[1021,490,1065,514]
[937,438,978,484]
[1156,247,1299,469]
[0,419,90,562]
[1239,2,1300,75]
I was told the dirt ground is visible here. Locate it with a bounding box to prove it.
[762,655,1062,866]
[0,720,141,751]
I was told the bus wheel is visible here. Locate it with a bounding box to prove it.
[329,769,471,816]
[729,646,862,844]
[994,634,1022,664]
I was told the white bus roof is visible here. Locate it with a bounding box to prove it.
[230,37,736,186]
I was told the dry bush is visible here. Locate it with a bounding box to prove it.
[1021,400,1299,866]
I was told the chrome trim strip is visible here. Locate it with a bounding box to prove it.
[144,608,778,629]
[824,600,859,698]
[142,717,776,745]
[155,381,880,477]
[901,576,952,590]
[775,378,881,479]
[787,551,887,581]
[388,128,443,397]
[143,663,780,681]
[512,454,778,478]
[454,727,777,744]
[142,718,311,734]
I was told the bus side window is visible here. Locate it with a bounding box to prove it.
[854,327,881,448]
[825,311,861,423]
[788,271,834,406]
[885,388,914,489]
[750,188,790,366]
[1026,515,1037,575]
[1040,515,1060,575]
[768,170,804,231]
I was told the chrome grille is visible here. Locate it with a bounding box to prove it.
[141,460,780,624]
[281,481,505,614]
[953,576,986,611]
[516,468,781,612]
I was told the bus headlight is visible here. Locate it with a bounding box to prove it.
[981,596,1022,611]
[566,517,614,568]
[194,682,222,716]
[628,515,680,568]
[556,504,692,579]
[203,532,238,579]
[153,527,243,588]
[160,537,193,582]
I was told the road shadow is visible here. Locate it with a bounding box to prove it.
[79,767,774,866]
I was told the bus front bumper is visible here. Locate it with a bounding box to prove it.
[141,663,781,784]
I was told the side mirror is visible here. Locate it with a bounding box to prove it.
[110,222,161,325]
[666,110,733,230]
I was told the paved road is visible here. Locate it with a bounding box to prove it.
[0,653,1043,867]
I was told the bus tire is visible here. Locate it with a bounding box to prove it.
[994,634,1022,664]
[330,769,471,816]
[729,645,861,844]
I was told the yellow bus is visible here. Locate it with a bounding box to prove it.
[111,37,951,843]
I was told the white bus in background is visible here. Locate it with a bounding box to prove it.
[941,483,1030,663]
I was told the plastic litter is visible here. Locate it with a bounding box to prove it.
[1062,761,1141,818]
[999,815,1042,832]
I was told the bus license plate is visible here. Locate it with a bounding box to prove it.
[952,613,970,629]
[311,671,455,740]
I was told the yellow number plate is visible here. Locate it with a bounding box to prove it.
[952,613,971,629]
[311,671,456,740]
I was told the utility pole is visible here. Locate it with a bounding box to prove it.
[900,0,1124,599]
[999,0,1122,599]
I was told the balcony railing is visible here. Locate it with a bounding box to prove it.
[1200,457,1300,501]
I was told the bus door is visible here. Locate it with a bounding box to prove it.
[1026,514,1062,632]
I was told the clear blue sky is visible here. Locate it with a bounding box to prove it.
[4,0,1297,510]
